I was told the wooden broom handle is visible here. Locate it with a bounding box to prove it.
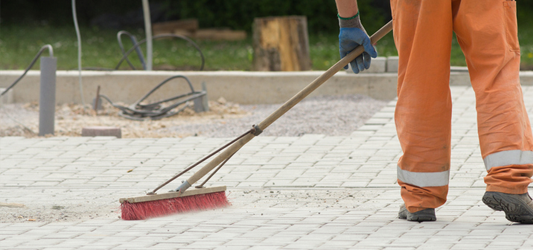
[257,20,393,130]
[184,21,393,189]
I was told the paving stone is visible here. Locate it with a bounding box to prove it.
[2,86,533,248]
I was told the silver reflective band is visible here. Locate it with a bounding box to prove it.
[483,150,533,171]
[397,166,449,187]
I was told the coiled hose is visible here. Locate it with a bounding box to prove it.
[0,45,54,98]
[115,33,205,71]
[82,32,205,72]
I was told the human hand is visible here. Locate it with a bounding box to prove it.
[339,26,377,73]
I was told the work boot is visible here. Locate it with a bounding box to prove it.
[482,192,533,224]
[398,204,436,222]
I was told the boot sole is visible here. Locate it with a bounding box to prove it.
[398,206,436,222]
[482,192,533,224]
[406,214,436,222]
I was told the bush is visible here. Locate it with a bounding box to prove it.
[0,0,530,34]
[168,0,390,34]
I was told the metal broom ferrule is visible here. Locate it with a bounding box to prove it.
[174,180,191,194]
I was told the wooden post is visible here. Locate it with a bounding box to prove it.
[253,16,311,71]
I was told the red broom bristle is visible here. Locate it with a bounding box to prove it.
[121,191,230,220]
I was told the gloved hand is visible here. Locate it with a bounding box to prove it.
[338,14,377,74]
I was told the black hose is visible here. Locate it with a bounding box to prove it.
[97,74,206,121]
[117,30,146,70]
[114,34,205,71]
[0,45,53,98]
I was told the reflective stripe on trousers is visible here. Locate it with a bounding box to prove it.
[484,150,533,171]
[397,166,449,187]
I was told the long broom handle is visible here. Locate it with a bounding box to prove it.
[178,21,394,193]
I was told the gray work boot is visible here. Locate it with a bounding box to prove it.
[398,204,436,222]
[482,191,533,224]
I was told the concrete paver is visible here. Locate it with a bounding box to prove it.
[1,86,533,249]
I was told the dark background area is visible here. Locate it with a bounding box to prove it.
[1,0,531,34]
[0,1,382,34]
[0,1,532,70]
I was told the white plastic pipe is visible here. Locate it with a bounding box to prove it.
[72,0,85,106]
[142,0,153,71]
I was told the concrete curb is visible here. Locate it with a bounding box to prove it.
[0,87,14,107]
[1,70,532,105]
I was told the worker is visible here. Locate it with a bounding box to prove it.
[336,0,533,223]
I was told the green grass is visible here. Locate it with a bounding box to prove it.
[1,24,532,71]
[519,24,533,70]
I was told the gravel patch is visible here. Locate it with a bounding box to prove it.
[169,95,388,137]
[0,94,387,138]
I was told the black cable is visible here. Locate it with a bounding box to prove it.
[117,30,146,70]
[114,34,205,71]
[0,45,53,98]
[97,75,206,121]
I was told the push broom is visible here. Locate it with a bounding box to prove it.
[119,21,393,220]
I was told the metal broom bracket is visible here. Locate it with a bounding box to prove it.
[251,125,263,136]
[147,127,255,195]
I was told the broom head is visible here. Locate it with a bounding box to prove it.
[120,186,229,220]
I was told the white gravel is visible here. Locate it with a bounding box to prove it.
[167,95,387,137]
[0,94,387,138]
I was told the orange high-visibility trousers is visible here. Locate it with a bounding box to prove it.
[391,0,533,213]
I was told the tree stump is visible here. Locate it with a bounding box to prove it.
[253,16,311,71]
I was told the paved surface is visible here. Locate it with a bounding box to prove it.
[1,86,533,249]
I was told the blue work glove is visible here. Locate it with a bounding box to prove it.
[338,14,377,74]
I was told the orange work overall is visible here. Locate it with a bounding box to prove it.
[391,0,533,213]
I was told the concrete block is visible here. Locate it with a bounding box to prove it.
[386,56,399,73]
[521,71,533,85]
[368,73,398,100]
[346,57,387,74]
[0,87,14,107]
[82,126,122,138]
[450,72,471,86]
[451,66,468,72]
[0,70,412,105]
